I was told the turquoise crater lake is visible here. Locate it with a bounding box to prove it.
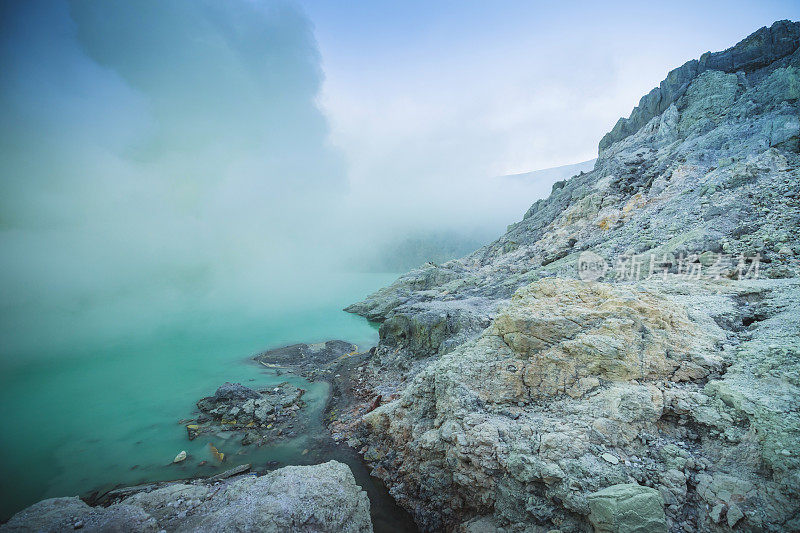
[0,272,397,521]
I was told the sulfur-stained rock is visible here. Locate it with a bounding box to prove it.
[185,424,199,440]
[494,278,719,399]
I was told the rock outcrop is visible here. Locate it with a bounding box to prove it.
[0,461,373,533]
[254,340,359,380]
[598,19,800,151]
[341,20,800,533]
[357,277,800,531]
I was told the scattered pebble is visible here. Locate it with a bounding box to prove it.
[601,453,620,465]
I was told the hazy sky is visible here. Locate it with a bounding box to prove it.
[300,0,800,213]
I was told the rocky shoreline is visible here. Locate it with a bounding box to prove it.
[251,340,399,451]
[0,336,425,532]
[1,346,418,533]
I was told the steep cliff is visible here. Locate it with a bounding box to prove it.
[344,20,800,533]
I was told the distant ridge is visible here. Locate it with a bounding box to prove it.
[499,159,596,182]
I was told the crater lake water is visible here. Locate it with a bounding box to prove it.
[0,272,401,523]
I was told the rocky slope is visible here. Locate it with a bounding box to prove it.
[1,461,372,533]
[343,20,800,532]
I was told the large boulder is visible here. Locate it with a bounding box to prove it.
[1,461,372,533]
[192,460,373,533]
[587,483,667,533]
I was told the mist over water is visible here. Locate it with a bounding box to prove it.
[0,0,357,359]
[0,0,566,363]
[0,0,396,520]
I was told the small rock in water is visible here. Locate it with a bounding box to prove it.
[186,424,199,440]
[173,450,187,463]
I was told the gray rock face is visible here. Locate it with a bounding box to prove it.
[358,278,800,532]
[598,19,800,152]
[0,497,158,532]
[342,21,800,533]
[1,461,373,533]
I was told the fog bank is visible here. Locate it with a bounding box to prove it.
[0,0,357,358]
